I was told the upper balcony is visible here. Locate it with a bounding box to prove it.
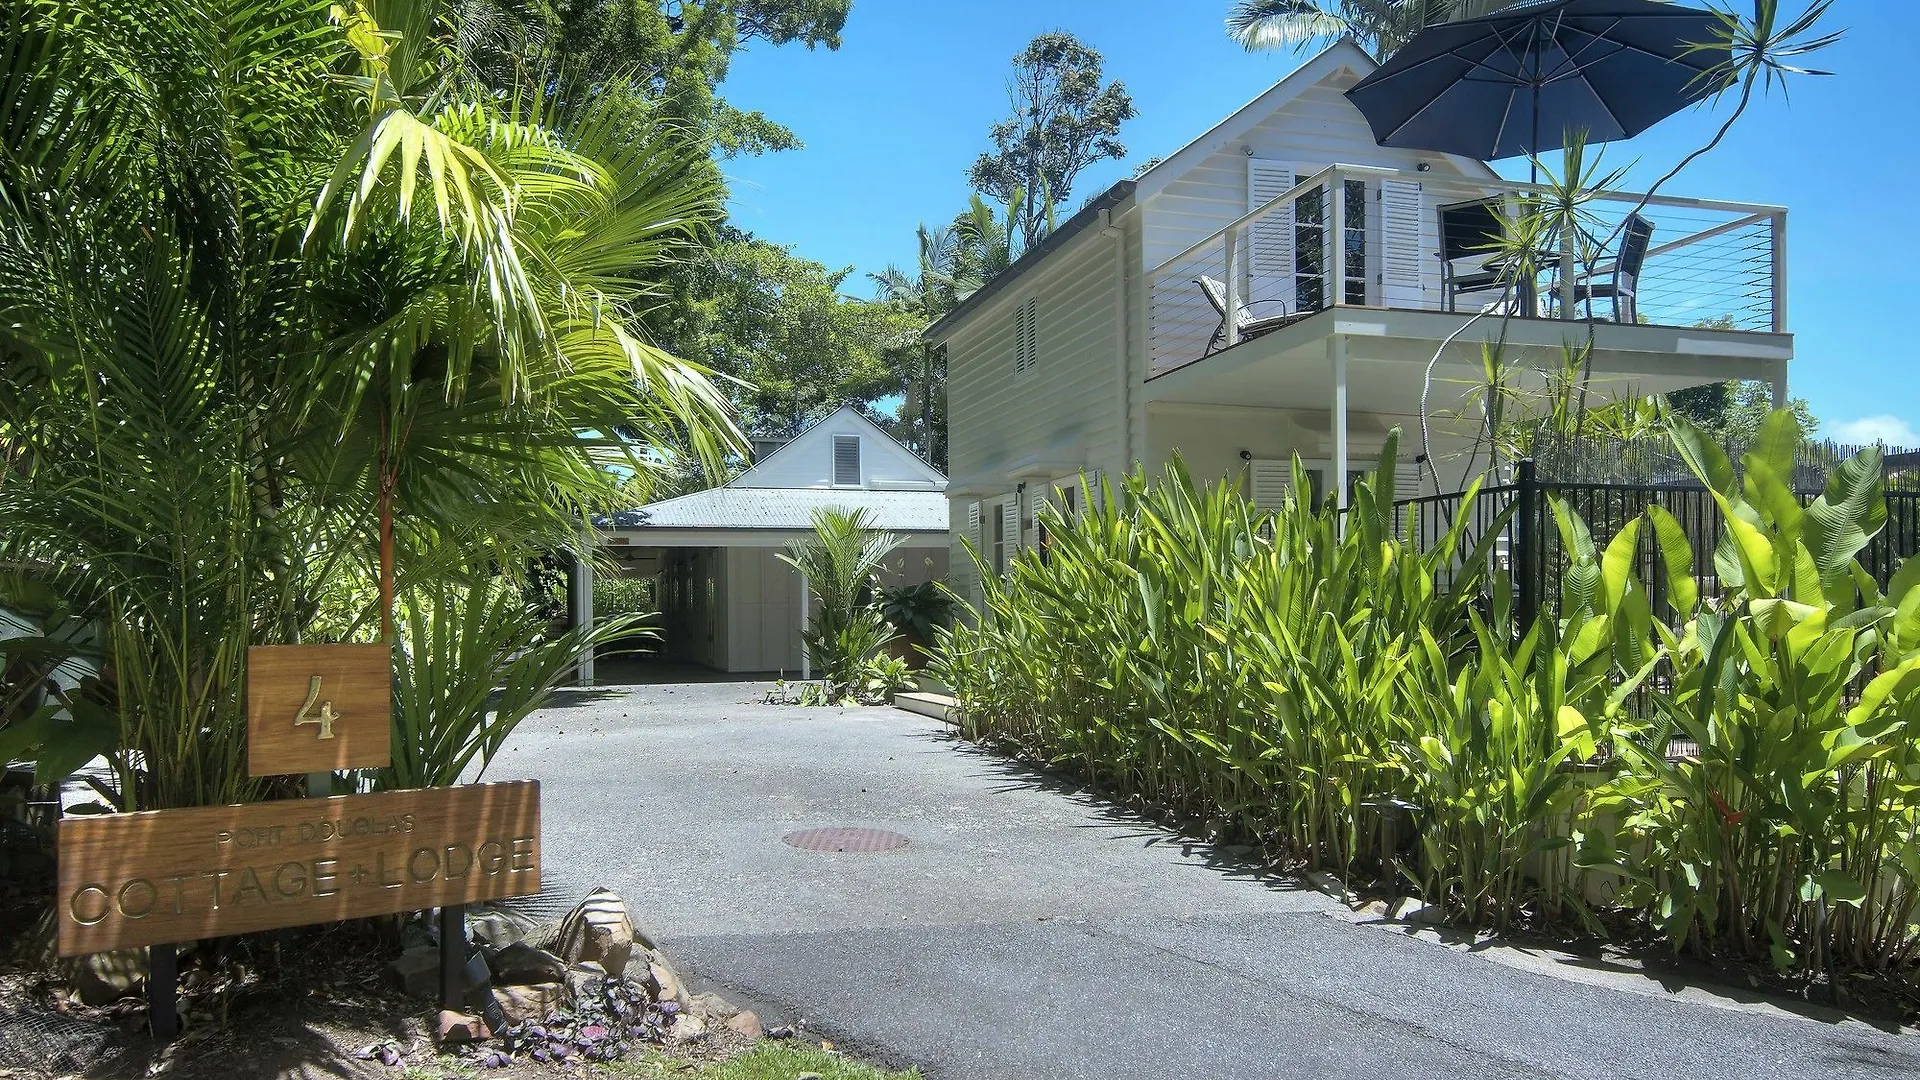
[1145,164,1789,381]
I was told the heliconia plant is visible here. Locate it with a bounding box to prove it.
[935,413,1920,984]
[1580,411,1920,976]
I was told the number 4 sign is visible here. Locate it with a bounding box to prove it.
[246,645,392,776]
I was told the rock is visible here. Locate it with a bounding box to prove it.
[725,1010,764,1040]
[690,991,738,1021]
[485,942,567,987]
[644,958,690,1009]
[387,945,440,998]
[1403,903,1450,926]
[469,905,545,949]
[63,949,147,1006]
[669,1011,707,1042]
[1304,869,1346,899]
[796,1073,823,1080]
[491,982,568,1027]
[563,961,607,1004]
[435,1009,491,1045]
[552,888,638,975]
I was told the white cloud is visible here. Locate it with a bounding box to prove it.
[1827,415,1920,447]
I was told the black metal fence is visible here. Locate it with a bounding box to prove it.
[1395,460,1920,629]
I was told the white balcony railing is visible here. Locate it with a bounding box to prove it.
[1145,164,1787,378]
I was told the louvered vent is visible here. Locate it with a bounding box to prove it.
[1249,459,1293,511]
[1014,297,1038,376]
[833,434,861,486]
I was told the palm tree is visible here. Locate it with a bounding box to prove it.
[777,508,903,689]
[871,224,965,466]
[0,0,741,808]
[1226,0,1513,60]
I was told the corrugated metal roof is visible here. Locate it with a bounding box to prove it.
[603,487,949,533]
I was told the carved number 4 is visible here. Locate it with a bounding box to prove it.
[295,675,339,740]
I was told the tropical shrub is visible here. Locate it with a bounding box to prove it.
[0,0,740,808]
[383,581,645,789]
[1578,413,1920,975]
[935,419,1920,981]
[778,509,907,701]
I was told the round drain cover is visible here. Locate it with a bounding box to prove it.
[782,827,910,853]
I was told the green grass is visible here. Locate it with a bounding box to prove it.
[593,1044,920,1080]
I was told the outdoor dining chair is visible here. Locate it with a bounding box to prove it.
[1573,213,1655,324]
[1438,198,1540,317]
[1195,275,1301,356]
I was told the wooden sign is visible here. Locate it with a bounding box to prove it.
[56,781,540,956]
[247,644,392,776]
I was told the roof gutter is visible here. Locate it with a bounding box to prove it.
[922,180,1137,342]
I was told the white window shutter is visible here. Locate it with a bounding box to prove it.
[1248,459,1293,511]
[1080,470,1103,516]
[1246,160,1297,308]
[1381,179,1427,309]
[1002,500,1020,554]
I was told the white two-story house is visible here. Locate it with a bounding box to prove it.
[928,40,1791,601]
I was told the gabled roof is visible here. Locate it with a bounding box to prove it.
[730,403,945,489]
[925,40,1505,345]
[602,404,948,535]
[1130,38,1499,203]
[601,487,947,533]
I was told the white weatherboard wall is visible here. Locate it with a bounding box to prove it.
[945,217,1129,601]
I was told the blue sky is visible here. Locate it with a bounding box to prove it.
[719,1,1917,444]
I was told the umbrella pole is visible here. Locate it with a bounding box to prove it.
[1529,84,1541,185]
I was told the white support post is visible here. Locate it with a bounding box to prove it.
[1222,226,1240,348]
[1770,361,1789,411]
[571,551,595,686]
[798,571,811,681]
[1771,211,1789,334]
[1330,335,1350,515]
[1330,171,1345,308]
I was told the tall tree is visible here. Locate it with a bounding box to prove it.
[968,32,1135,252]
[1225,0,1510,60]
[870,225,970,468]
[656,228,920,439]
[457,0,852,157]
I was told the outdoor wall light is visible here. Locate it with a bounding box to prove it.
[1416,162,1433,172]
[1239,449,1253,461]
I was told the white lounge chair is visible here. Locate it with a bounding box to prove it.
[1196,276,1303,356]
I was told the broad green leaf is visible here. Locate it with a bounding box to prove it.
[1803,445,1886,589]
[1723,513,1777,596]
[1816,872,1869,907]
[1600,518,1643,615]
[1667,412,1738,499]
[1645,505,1699,615]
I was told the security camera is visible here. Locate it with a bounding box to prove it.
[1239,449,1253,461]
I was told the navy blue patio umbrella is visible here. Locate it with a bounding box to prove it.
[1344,0,1729,167]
